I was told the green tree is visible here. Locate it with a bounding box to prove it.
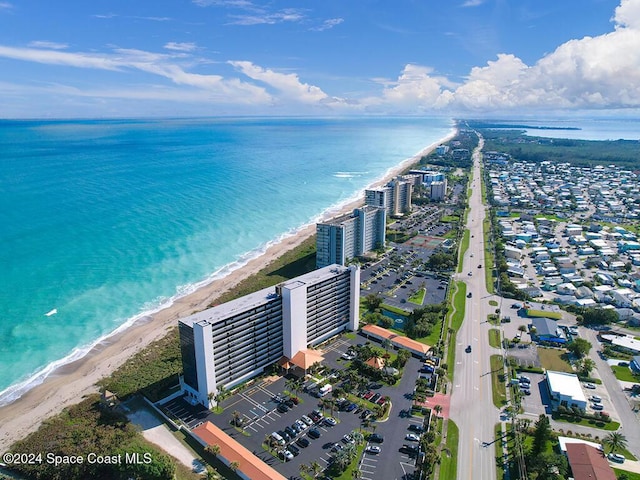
[582,307,619,325]
[532,414,551,455]
[395,349,411,368]
[380,315,394,329]
[578,358,596,377]
[603,432,628,455]
[566,337,592,358]
[364,294,383,311]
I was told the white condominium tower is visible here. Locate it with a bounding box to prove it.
[178,264,360,407]
[365,178,413,217]
[315,206,386,268]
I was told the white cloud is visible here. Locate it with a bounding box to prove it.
[164,42,197,52]
[0,45,271,105]
[227,8,305,25]
[311,18,344,32]
[0,2,13,10]
[229,60,345,105]
[28,41,69,50]
[461,0,485,7]
[613,0,640,28]
[193,0,255,7]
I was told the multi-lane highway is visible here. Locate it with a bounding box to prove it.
[449,134,501,480]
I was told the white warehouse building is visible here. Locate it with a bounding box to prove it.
[178,264,360,407]
[546,371,587,411]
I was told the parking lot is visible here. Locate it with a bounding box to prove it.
[186,332,434,479]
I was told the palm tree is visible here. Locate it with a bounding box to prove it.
[434,404,443,417]
[214,385,228,407]
[205,444,220,456]
[231,410,242,427]
[352,431,364,446]
[382,338,392,354]
[299,463,310,476]
[310,460,323,478]
[229,461,240,472]
[603,432,628,454]
[352,468,362,479]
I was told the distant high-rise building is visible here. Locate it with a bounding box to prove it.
[316,206,386,268]
[436,145,449,155]
[365,178,413,217]
[430,180,447,201]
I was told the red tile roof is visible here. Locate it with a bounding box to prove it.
[565,443,615,480]
[362,324,430,355]
[192,421,287,480]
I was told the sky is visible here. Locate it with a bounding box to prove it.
[0,0,639,117]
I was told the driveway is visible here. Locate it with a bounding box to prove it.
[127,402,206,474]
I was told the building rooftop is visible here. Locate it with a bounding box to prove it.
[179,264,352,328]
[565,443,615,480]
[192,421,287,480]
[546,371,587,403]
[362,324,430,355]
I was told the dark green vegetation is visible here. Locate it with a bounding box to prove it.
[477,127,640,168]
[215,236,317,304]
[404,303,447,340]
[8,395,175,480]
[99,330,183,402]
[419,129,479,168]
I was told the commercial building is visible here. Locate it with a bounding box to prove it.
[546,371,587,410]
[316,206,386,268]
[179,264,360,407]
[430,180,447,201]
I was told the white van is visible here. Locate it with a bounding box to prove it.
[319,384,332,397]
[271,432,285,446]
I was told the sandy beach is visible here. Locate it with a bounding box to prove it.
[0,133,453,454]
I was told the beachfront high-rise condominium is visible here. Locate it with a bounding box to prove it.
[315,206,386,268]
[178,264,360,407]
[365,178,413,217]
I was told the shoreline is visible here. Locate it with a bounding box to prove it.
[0,130,455,453]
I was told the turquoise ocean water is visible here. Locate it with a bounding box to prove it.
[0,116,455,405]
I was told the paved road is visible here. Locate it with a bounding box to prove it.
[449,134,499,480]
[581,327,640,458]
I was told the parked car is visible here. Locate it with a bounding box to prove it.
[370,393,381,403]
[592,403,604,411]
[295,420,307,431]
[301,415,313,426]
[284,426,296,438]
[408,424,425,433]
[308,428,321,439]
[522,389,531,396]
[591,395,602,403]
[284,399,295,408]
[584,382,596,389]
[400,444,420,455]
[331,443,344,453]
[405,433,420,442]
[369,433,384,443]
[277,403,289,413]
[365,445,381,455]
[324,417,337,426]
[288,444,300,456]
[345,403,358,412]
[278,430,291,442]
[279,450,294,461]
[342,434,355,445]
[519,376,531,384]
[296,437,310,448]
[608,453,625,463]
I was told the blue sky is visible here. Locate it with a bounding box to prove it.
[0,0,639,117]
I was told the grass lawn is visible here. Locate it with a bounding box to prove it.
[483,218,494,294]
[441,215,460,223]
[457,229,470,273]
[489,329,501,348]
[439,420,459,480]
[490,355,508,408]
[552,414,620,431]
[489,300,498,306]
[611,365,640,382]
[445,282,467,382]
[614,468,640,480]
[408,288,426,305]
[330,443,366,480]
[380,303,410,316]
[494,423,505,480]
[538,347,573,373]
[526,309,562,320]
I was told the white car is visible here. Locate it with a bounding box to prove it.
[584,382,596,389]
[365,445,381,455]
[591,395,602,403]
[405,433,420,442]
[608,453,625,463]
[324,417,337,426]
[301,415,314,426]
[592,403,604,411]
[341,351,357,361]
[280,450,294,461]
